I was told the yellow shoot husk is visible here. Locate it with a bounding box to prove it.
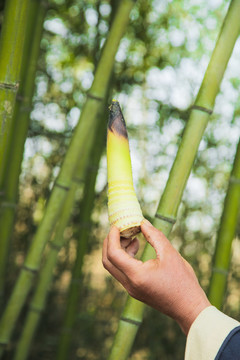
[107,100,143,238]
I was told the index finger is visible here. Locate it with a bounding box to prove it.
[107,226,142,275]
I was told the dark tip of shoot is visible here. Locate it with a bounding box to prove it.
[108,100,128,138]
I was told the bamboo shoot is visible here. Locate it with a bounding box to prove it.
[107,100,143,238]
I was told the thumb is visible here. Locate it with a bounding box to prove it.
[141,219,171,257]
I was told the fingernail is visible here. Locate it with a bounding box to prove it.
[142,218,153,227]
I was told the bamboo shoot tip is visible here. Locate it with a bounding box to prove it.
[108,100,127,138]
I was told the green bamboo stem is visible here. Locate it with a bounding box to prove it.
[13,95,108,360]
[0,0,134,354]
[108,1,240,358]
[0,0,30,190]
[208,138,240,309]
[13,181,78,360]
[56,110,107,360]
[0,0,46,305]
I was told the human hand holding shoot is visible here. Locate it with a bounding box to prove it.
[102,220,211,335]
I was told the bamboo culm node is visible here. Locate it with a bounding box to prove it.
[107,100,143,239]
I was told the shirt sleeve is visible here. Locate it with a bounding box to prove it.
[185,306,240,360]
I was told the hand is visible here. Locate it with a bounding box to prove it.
[102,220,211,334]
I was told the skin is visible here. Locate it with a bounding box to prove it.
[102,219,211,335]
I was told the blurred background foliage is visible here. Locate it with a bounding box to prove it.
[1,0,240,358]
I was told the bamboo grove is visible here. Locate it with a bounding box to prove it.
[0,0,134,354]
[0,0,239,359]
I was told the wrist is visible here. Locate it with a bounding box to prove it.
[176,296,211,335]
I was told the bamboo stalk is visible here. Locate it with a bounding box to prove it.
[14,94,108,360]
[56,106,107,360]
[108,1,240,358]
[0,0,30,190]
[208,138,240,309]
[0,0,135,354]
[0,0,46,305]
[14,10,115,358]
[13,182,78,360]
